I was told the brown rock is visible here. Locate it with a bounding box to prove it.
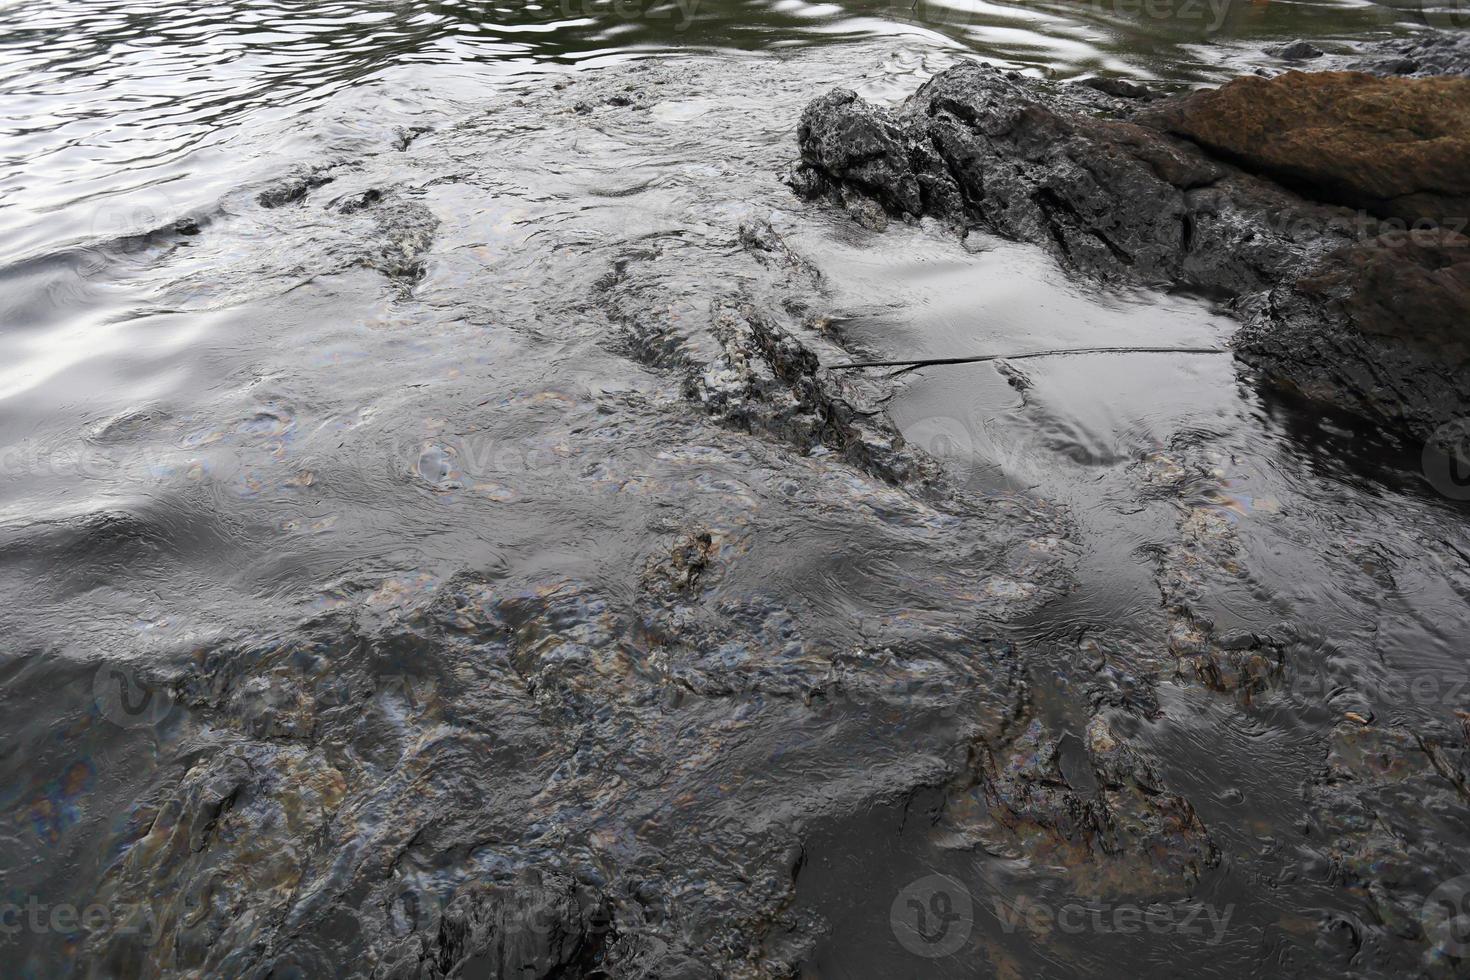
[1142,70,1470,223]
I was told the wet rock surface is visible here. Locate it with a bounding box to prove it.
[791,66,1335,294]
[1142,70,1470,223]
[1303,720,1470,976]
[1350,31,1470,78]
[1234,227,1470,441]
[1266,40,1325,62]
[960,715,1220,890]
[8,54,1110,979]
[9,34,1470,980]
[790,54,1470,442]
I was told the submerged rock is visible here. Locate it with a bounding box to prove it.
[1077,75,1155,99]
[375,874,617,980]
[1266,40,1325,62]
[790,60,1470,444]
[64,180,1087,978]
[1350,31,1470,78]
[955,716,1219,891]
[1303,720,1470,976]
[257,168,336,208]
[596,219,949,490]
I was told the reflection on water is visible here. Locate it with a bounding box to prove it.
[0,0,1426,263]
[2,0,1469,977]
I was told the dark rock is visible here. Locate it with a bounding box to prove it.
[1234,228,1470,442]
[1140,70,1470,223]
[790,61,1470,442]
[792,66,1334,295]
[393,125,432,151]
[1371,56,1422,77]
[334,187,384,214]
[1141,460,1287,702]
[257,169,336,208]
[1303,721,1470,974]
[363,199,438,283]
[641,527,718,598]
[958,716,1220,889]
[78,211,214,274]
[595,222,947,489]
[416,875,612,979]
[1267,39,1324,61]
[738,217,821,278]
[1079,75,1153,99]
[1350,30,1470,78]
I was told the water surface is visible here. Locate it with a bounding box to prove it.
[3,1,1469,977]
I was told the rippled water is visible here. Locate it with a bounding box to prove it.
[0,0,1443,261]
[4,0,1470,977]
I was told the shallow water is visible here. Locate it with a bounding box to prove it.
[3,0,1470,978]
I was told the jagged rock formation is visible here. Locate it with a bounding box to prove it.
[789,59,1470,446]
